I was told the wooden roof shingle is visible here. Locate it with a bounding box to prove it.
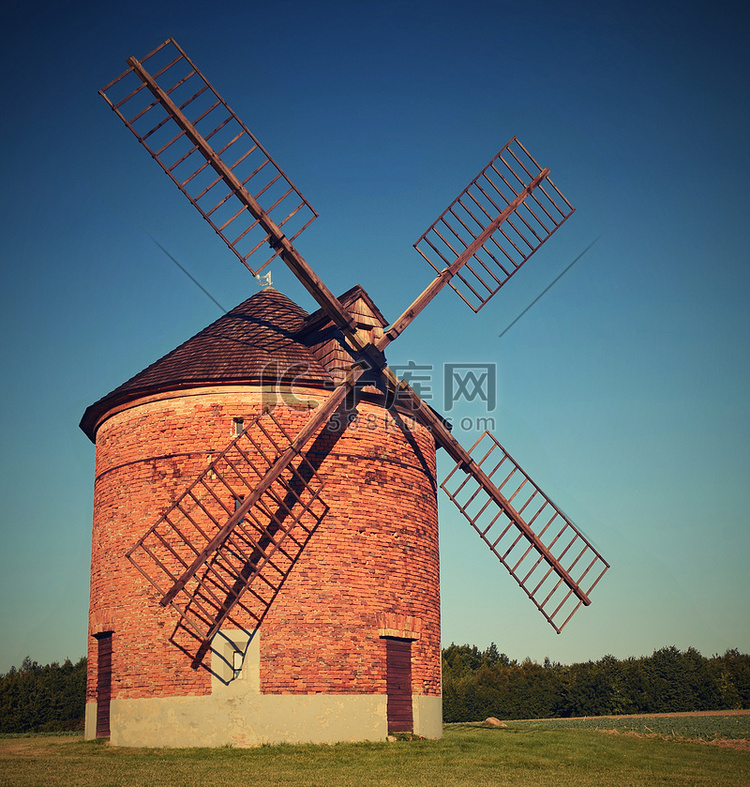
[80,288,333,441]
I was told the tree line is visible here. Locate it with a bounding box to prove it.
[442,644,750,722]
[2,646,749,732]
[0,657,86,733]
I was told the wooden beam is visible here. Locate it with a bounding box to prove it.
[371,361,590,606]
[385,168,549,343]
[159,366,363,606]
[127,55,358,337]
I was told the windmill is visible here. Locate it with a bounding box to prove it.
[82,38,608,747]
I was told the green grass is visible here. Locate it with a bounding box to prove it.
[1,721,748,787]
[507,712,750,741]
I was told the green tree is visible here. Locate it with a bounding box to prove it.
[442,644,748,722]
[0,656,86,733]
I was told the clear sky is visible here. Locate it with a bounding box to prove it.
[1,0,748,674]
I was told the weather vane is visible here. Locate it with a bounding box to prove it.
[255,270,272,288]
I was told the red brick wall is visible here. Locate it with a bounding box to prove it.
[259,399,441,697]
[87,386,440,704]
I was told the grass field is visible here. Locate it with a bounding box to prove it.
[1,714,748,787]
[508,709,750,742]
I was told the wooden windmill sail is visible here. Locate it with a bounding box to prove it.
[99,38,609,670]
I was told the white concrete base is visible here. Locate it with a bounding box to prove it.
[110,692,388,747]
[84,701,97,740]
[412,694,443,740]
[84,629,443,747]
[85,692,443,747]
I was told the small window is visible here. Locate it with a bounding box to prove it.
[232,649,243,680]
[233,418,244,437]
[212,630,255,686]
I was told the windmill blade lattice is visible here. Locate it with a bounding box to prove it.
[414,137,574,312]
[99,38,317,276]
[127,408,329,653]
[440,431,609,633]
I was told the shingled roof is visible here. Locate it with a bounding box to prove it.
[80,288,334,441]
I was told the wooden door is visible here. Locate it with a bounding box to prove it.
[385,637,413,732]
[95,632,112,738]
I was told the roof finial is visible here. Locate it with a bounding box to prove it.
[256,270,272,289]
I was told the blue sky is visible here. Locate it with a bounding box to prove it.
[1,0,748,673]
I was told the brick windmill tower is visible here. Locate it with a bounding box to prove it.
[81,40,609,747]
